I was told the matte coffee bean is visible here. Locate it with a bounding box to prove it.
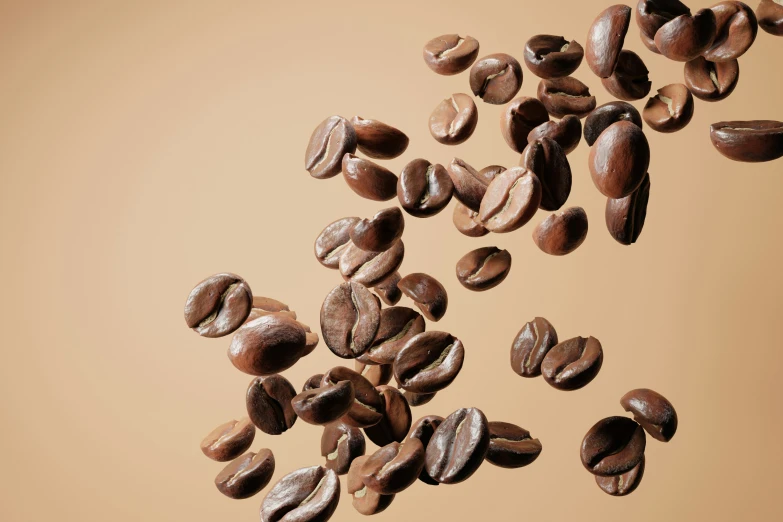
[184,273,252,338]
[684,56,739,102]
[350,207,405,253]
[541,336,603,390]
[423,34,480,75]
[397,273,448,322]
[229,315,309,375]
[246,375,298,435]
[302,374,324,392]
[320,281,380,359]
[429,93,478,145]
[580,416,646,476]
[401,388,437,407]
[709,120,783,162]
[635,0,691,54]
[520,138,572,211]
[456,247,512,291]
[252,296,291,314]
[394,331,464,393]
[314,217,359,269]
[305,116,357,179]
[486,421,543,468]
[339,240,404,286]
[350,116,409,160]
[620,388,678,442]
[424,408,490,484]
[584,101,643,147]
[586,5,632,78]
[373,272,402,306]
[215,450,275,500]
[643,84,694,133]
[453,202,489,237]
[397,159,454,217]
[469,53,523,105]
[447,158,490,212]
[347,456,395,515]
[342,154,399,201]
[654,9,717,62]
[363,306,426,365]
[602,50,651,101]
[321,422,366,475]
[537,77,596,118]
[364,386,413,447]
[321,367,385,428]
[510,317,559,378]
[407,415,444,485]
[297,321,320,357]
[500,97,550,153]
[527,115,582,155]
[523,35,584,79]
[354,361,393,386]
[596,456,645,496]
[201,418,256,462]
[703,2,758,62]
[532,207,589,256]
[291,381,355,425]
[260,466,340,522]
[589,120,650,198]
[606,173,651,245]
[360,439,425,494]
[479,168,542,233]
[758,0,783,36]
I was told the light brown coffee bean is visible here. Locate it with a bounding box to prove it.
[397,159,454,217]
[321,422,366,475]
[184,273,252,338]
[347,456,395,515]
[201,418,256,462]
[453,202,489,237]
[479,167,542,233]
[305,116,357,179]
[314,217,359,269]
[215,449,275,499]
[397,273,448,322]
[455,247,512,291]
[351,116,409,160]
[320,281,381,359]
[532,207,589,256]
[339,240,405,287]
[423,34,480,75]
[429,93,478,145]
[758,0,783,36]
[342,154,398,201]
[447,158,490,212]
[229,315,309,375]
[642,84,694,133]
[469,53,523,105]
[394,331,465,394]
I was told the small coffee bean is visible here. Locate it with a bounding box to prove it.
[401,388,437,407]
[339,240,405,286]
[643,84,694,133]
[425,408,490,484]
[406,415,444,485]
[601,50,651,101]
[606,173,651,245]
[184,273,252,338]
[301,325,320,356]
[397,159,454,217]
[354,361,393,386]
[252,296,290,314]
[423,34,480,75]
[527,115,582,155]
[215,449,275,499]
[229,315,309,375]
[532,206,589,256]
[305,116,357,179]
[479,168,542,233]
[709,120,783,162]
[360,439,426,494]
[245,306,297,324]
[586,5,632,78]
[397,273,448,322]
[758,0,783,36]
[500,97,550,153]
[486,421,543,468]
[429,93,478,145]
[596,456,645,496]
[523,35,584,79]
[342,154,398,201]
[291,381,355,426]
[447,158,490,212]
[373,272,403,306]
[510,317,558,378]
[584,101,643,147]
[260,466,340,522]
[201,418,256,462]
[246,375,298,435]
[479,165,506,181]
[537,77,596,118]
[321,422,366,475]
[589,120,650,198]
[456,247,512,291]
[314,217,359,269]
[620,388,678,442]
[469,53,523,105]
[394,331,464,393]
[347,456,395,515]
[349,207,405,253]
[322,367,385,428]
[580,416,646,476]
[363,306,426,365]
[684,56,739,102]
[703,2,758,62]
[541,336,603,390]
[453,202,489,237]
[654,9,718,62]
[302,374,324,392]
[364,385,413,447]
[520,138,572,211]
[320,281,380,359]
[350,116,409,160]
[635,0,692,54]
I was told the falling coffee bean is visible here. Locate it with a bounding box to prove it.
[455,247,512,291]
[589,120,650,198]
[406,415,444,485]
[184,273,252,338]
[320,281,380,359]
[321,367,385,428]
[350,207,405,253]
[305,116,357,179]
[758,0,783,36]
[532,207,589,256]
[423,34,481,75]
[339,240,405,286]
[486,422,543,468]
[586,4,632,78]
[201,418,256,462]
[401,388,437,408]
[635,0,692,54]
[245,298,297,324]
[453,202,489,237]
[583,101,643,147]
[397,159,454,217]
[620,388,678,442]
[364,385,413,447]
[537,77,596,118]
[360,439,426,494]
[606,173,651,245]
[246,375,298,435]
[520,138,572,211]
[601,50,651,101]
[523,35,584,79]
[510,317,559,378]
[321,422,366,475]
[354,361,393,386]
[596,456,645,496]
[447,158,490,212]
[394,331,465,394]
[397,273,448,322]
[702,1,758,62]
[500,96,550,153]
[373,272,403,306]
[215,449,275,500]
[314,217,359,269]
[479,165,506,181]
[654,9,718,62]
[363,306,426,365]
[580,416,646,477]
[260,466,340,522]
[342,154,399,201]
[479,168,542,233]
[228,315,309,375]
[469,53,523,105]
[347,456,396,515]
[302,374,324,392]
[424,408,490,484]
[291,380,355,426]
[684,56,739,102]
[429,93,479,145]
[643,84,694,133]
[709,120,783,162]
[351,116,409,160]
[541,336,603,391]
[527,115,582,155]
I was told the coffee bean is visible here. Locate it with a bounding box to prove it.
[350,116,409,160]
[580,416,646,476]
[469,53,523,105]
[347,456,396,515]
[397,273,448,322]
[291,381,355,426]
[479,168,542,233]
[479,165,507,180]
[527,115,582,155]
[423,34,480,75]
[643,83,694,133]
[364,386,413,447]
[447,158,490,212]
[260,466,340,522]
[532,207,589,256]
[620,388,678,442]
[510,317,559,378]
[373,272,403,306]
[758,0,783,36]
[321,422,366,475]
[583,101,643,147]
[684,56,739,102]
[184,273,252,338]
[520,138,572,211]
[703,2,758,62]
[606,173,651,245]
[246,375,298,435]
[537,77,596,118]
[322,367,385,428]
[406,415,444,485]
[302,374,324,392]
[500,97,550,153]
[654,9,717,62]
[305,116,357,180]
[601,50,651,101]
[710,120,783,162]
[401,388,437,407]
[523,35,584,79]
[397,159,454,217]
[300,323,320,356]
[215,449,275,499]
[339,240,405,286]
[635,0,692,54]
[596,456,645,496]
[486,421,543,468]
[201,418,256,462]
[456,247,512,291]
[349,207,405,253]
[354,361,393,386]
[586,5,632,78]
[360,439,425,494]
[394,331,464,393]
[229,315,309,375]
[429,93,479,145]
[425,408,490,484]
[541,336,603,390]
[252,296,290,314]
[342,154,398,201]
[453,202,490,237]
[314,217,359,269]
[320,281,380,359]
[246,304,297,324]
[589,120,650,198]
[363,306,426,365]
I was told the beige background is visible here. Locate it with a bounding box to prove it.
[1,0,781,520]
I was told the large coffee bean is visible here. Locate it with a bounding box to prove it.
[580,416,646,476]
[510,317,558,378]
[429,94,478,145]
[596,456,645,496]
[606,173,651,245]
[586,5,632,77]
[583,101,643,147]
[455,246,512,291]
[350,207,405,253]
[394,332,465,394]
[321,367,385,428]
[260,466,340,522]
[320,281,381,359]
[291,380,355,426]
[397,159,454,217]
[397,273,448,322]
[246,375,298,435]
[342,154,399,201]
[758,0,783,36]
[654,9,718,61]
[305,116,357,179]
[184,273,252,338]
[684,56,739,102]
[589,120,650,198]
[453,202,489,237]
[541,336,603,390]
[532,207,589,256]
[620,388,678,442]
[351,116,409,160]
[523,35,584,78]
[709,120,783,162]
[321,422,366,475]
[347,456,395,516]
[201,418,256,462]
[702,1,758,62]
[469,53,523,104]
[314,217,359,269]
[363,306,426,365]
[215,449,275,499]
[424,408,490,484]
[486,421,543,468]
[229,315,309,375]
[520,138,572,211]
[364,385,413,447]
[423,34,480,75]
[479,167,542,233]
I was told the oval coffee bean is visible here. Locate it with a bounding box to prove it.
[510,317,559,378]
[635,0,692,54]
[260,466,340,522]
[184,273,252,338]
[486,421,543,468]
[527,115,582,155]
[429,93,478,145]
[456,247,512,291]
[322,367,385,428]
[373,272,402,306]
[520,138,572,211]
[537,77,596,118]
[601,50,651,101]
[347,456,395,515]
[425,408,490,484]
[596,456,645,496]
[246,375,298,435]
[229,315,308,375]
[364,386,413,447]
[758,0,783,36]
[314,217,359,269]
[397,159,453,217]
[354,361,393,386]
[360,439,425,494]
[291,381,355,426]
[479,165,506,181]
[215,449,275,499]
[583,101,643,147]
[586,5,632,78]
[447,158,490,212]
[703,1,758,62]
[201,418,256,462]
[401,388,437,407]
[423,34,480,75]
[684,56,739,102]
[453,202,489,237]
[339,240,404,286]
[302,374,324,392]
[305,116,357,179]
[620,388,678,442]
[252,296,291,314]
[532,207,589,256]
[479,168,542,233]
[394,331,464,394]
[523,35,584,79]
[342,154,398,201]
[709,120,783,162]
[321,422,366,475]
[606,173,651,245]
[320,281,380,359]
[351,116,409,160]
[469,53,523,105]
[245,304,297,324]
[655,9,718,61]
[364,306,426,365]
[349,207,404,253]
[589,120,650,198]
[397,273,448,322]
[580,416,646,477]
[407,415,444,485]
[643,84,694,133]
[541,336,603,390]
[500,97,550,153]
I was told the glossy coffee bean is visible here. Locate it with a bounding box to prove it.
[429,93,478,145]
[302,374,324,392]
[580,416,646,477]
[635,0,691,54]
[527,115,582,155]
[401,388,437,407]
[305,116,357,179]
[703,2,758,62]
[602,50,651,101]
[229,315,309,375]
[354,361,393,386]
[606,173,651,245]
[447,158,490,212]
[425,408,489,484]
[349,207,405,253]
[709,120,783,162]
[453,202,489,237]
[406,416,444,485]
[684,56,739,102]
[584,101,643,147]
[360,439,425,494]
[655,9,718,61]
[589,121,650,198]
[532,207,588,256]
[347,456,395,515]
[537,77,596,118]
[351,116,409,160]
[321,422,366,475]
[520,138,572,211]
[643,83,694,133]
[510,317,558,378]
[397,159,454,217]
[364,386,413,447]
[394,331,464,394]
[423,34,480,75]
[339,240,404,286]
[596,456,645,496]
[363,306,426,365]
[523,35,584,79]
[292,381,355,426]
[215,449,275,499]
[320,281,380,359]
[758,0,783,36]
[456,247,512,291]
[469,53,523,105]
[486,422,543,468]
[342,154,398,201]
[184,273,252,338]
[246,375,298,435]
[541,336,603,390]
[322,367,385,428]
[620,388,678,442]
[479,165,506,181]
[397,273,448,322]
[201,418,255,462]
[373,272,402,306]
[260,466,340,522]
[500,97,551,153]
[586,5,632,78]
[479,168,541,233]
[314,217,359,269]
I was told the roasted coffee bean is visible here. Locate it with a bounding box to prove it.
[347,456,395,515]
[703,2,758,62]
[709,120,783,162]
[635,0,691,54]
[456,247,512,291]
[602,50,651,101]
[252,296,290,314]
[201,418,256,462]
[305,116,357,179]
[401,388,437,407]
[655,9,718,61]
[397,159,454,217]
[758,0,783,36]
[469,53,523,105]
[260,466,340,522]
[596,456,645,496]
[339,240,405,286]
[684,56,739,102]
[523,35,584,79]
[364,386,413,447]
[425,408,490,484]
[520,138,572,211]
[586,5,632,78]
[314,217,359,269]
[215,449,275,500]
[320,281,380,359]
[321,422,366,475]
[584,101,643,147]
[429,93,478,145]
[184,273,252,338]
[322,367,385,428]
[479,165,506,181]
[360,439,425,494]
[453,202,490,237]
[246,306,297,324]
[342,154,399,201]
[541,336,603,390]
[292,381,355,426]
[580,416,646,476]
[486,422,543,468]
[643,84,694,133]
[394,331,464,393]
[589,120,650,198]
[606,173,651,245]
[363,306,426,365]
[407,415,444,485]
[447,158,490,212]
[373,272,402,306]
[398,273,448,322]
[500,97,551,153]
[620,388,678,442]
[229,315,309,375]
[293,321,320,357]
[349,207,405,253]
[527,115,582,155]
[423,34,480,75]
[510,317,559,378]
[354,361,393,386]
[479,168,542,233]
[351,117,409,160]
[537,77,596,118]
[246,375,298,435]
[302,374,324,392]
[532,207,589,256]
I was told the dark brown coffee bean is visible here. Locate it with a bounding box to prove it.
[589,120,650,198]
[215,449,275,499]
[320,281,380,359]
[584,101,643,146]
[429,93,478,145]
[302,374,324,392]
[456,247,512,291]
[360,439,425,494]
[291,380,355,426]
[709,120,783,162]
[397,159,454,217]
[596,456,645,496]
[606,173,651,245]
[541,336,603,390]
[260,466,340,522]
[321,422,366,475]
[349,207,405,253]
[354,361,393,386]
[246,375,298,435]
[469,53,523,105]
[447,158,490,212]
[453,202,489,237]
[479,168,542,233]
[350,117,409,160]
[586,5,632,78]
[580,417,646,477]
[339,240,404,286]
[500,97,550,153]
[655,9,718,61]
[364,385,412,447]
[523,35,584,79]
[184,273,252,338]
[643,84,694,133]
[406,415,444,485]
[373,272,402,306]
[423,34,480,75]
[703,2,758,62]
[201,418,255,462]
[520,138,572,211]
[342,154,398,201]
[347,456,395,515]
[532,207,589,256]
[635,0,692,54]
[363,306,426,365]
[314,217,359,269]
[305,116,357,180]
[394,331,464,393]
[537,77,596,118]
[510,317,558,378]
[527,115,582,155]
[425,408,489,484]
[401,388,437,407]
[758,0,783,36]
[602,50,651,101]
[486,422,543,468]
[620,388,678,442]
[397,273,448,322]
[322,367,385,428]
[229,315,309,375]
[684,56,739,102]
